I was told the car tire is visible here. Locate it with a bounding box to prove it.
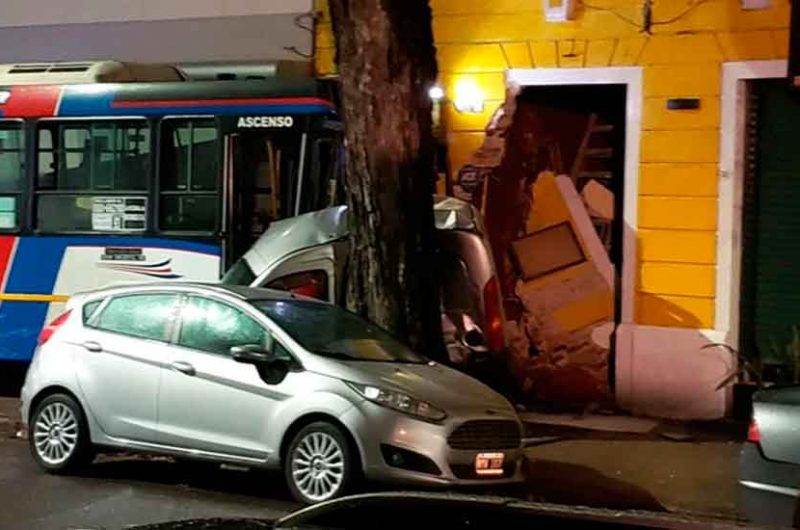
[284,421,356,504]
[29,393,94,474]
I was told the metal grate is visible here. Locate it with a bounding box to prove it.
[9,63,92,74]
[447,420,521,450]
[49,64,93,73]
[9,64,48,74]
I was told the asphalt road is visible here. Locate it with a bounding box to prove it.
[0,394,742,529]
[0,436,298,530]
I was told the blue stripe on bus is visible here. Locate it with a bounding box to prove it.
[0,236,220,362]
[0,238,65,361]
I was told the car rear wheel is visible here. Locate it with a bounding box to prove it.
[284,421,355,504]
[29,394,94,474]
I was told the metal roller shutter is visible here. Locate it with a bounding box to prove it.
[741,79,800,361]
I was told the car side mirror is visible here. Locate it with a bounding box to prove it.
[231,344,272,365]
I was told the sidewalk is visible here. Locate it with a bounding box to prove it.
[521,413,746,520]
[0,396,22,438]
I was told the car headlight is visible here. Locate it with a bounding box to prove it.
[346,382,447,423]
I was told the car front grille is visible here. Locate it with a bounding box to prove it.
[447,420,522,450]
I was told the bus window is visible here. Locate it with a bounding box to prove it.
[34,120,150,232]
[0,123,23,229]
[160,119,219,232]
[37,121,149,191]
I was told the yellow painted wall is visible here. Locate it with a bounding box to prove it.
[313,0,791,330]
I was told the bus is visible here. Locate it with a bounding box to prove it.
[0,63,343,366]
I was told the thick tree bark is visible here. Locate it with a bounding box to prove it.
[328,0,445,358]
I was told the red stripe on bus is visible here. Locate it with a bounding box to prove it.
[0,236,17,292]
[111,97,335,109]
[1,86,61,117]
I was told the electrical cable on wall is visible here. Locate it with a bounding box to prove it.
[581,0,641,28]
[652,0,711,25]
[580,0,711,34]
[284,12,317,59]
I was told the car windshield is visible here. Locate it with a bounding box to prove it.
[255,300,427,364]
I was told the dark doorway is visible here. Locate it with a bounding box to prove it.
[225,131,303,267]
[485,83,626,409]
[223,129,343,269]
[514,84,627,272]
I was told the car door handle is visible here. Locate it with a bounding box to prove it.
[82,341,103,353]
[170,361,196,376]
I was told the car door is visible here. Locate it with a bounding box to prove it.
[76,292,180,442]
[156,294,289,459]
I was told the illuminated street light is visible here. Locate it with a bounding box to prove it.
[428,84,445,101]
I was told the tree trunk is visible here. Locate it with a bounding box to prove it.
[328,0,444,358]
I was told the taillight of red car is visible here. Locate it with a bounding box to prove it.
[483,276,505,352]
[267,271,328,301]
[37,310,72,346]
[747,418,760,444]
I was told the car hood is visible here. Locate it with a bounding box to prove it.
[324,360,516,416]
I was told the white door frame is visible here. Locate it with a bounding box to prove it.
[506,67,643,324]
[717,60,787,346]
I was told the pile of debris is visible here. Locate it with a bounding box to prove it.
[454,88,616,410]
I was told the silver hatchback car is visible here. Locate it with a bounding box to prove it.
[20,283,524,503]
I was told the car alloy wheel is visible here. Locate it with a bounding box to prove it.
[33,402,79,465]
[29,393,94,473]
[286,422,354,504]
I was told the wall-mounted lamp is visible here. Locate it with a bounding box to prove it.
[428,85,445,101]
[543,0,576,22]
[453,80,485,113]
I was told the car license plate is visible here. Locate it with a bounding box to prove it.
[474,452,504,476]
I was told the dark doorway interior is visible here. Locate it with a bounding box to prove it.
[226,131,305,268]
[483,83,626,409]
[513,84,627,273]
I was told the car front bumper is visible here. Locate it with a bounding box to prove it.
[340,402,525,488]
[739,442,800,527]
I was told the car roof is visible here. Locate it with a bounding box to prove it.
[75,282,323,304]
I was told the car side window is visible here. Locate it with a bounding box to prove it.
[178,296,268,356]
[92,294,178,341]
[82,299,103,323]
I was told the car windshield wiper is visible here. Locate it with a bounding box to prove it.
[314,349,426,364]
[312,349,356,360]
